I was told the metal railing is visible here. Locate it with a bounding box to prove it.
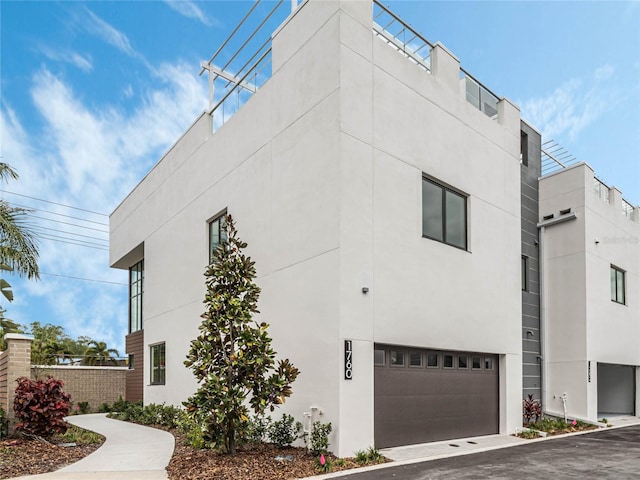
[594,176,610,204]
[461,71,499,119]
[372,0,432,72]
[202,0,296,131]
[622,199,635,219]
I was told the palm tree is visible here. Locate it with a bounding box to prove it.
[84,340,120,366]
[0,163,39,280]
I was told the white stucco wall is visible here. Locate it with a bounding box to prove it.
[110,0,524,456]
[540,163,639,420]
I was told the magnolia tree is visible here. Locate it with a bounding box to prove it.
[184,215,299,454]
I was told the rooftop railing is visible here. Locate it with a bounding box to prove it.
[372,1,432,72]
[622,199,635,219]
[593,176,610,204]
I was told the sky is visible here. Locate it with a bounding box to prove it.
[1,0,639,356]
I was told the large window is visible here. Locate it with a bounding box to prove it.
[150,343,166,385]
[209,213,227,264]
[611,265,626,305]
[422,177,467,250]
[129,261,143,333]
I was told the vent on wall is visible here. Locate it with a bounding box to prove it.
[559,208,572,215]
[543,214,554,221]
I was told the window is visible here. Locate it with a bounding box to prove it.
[390,350,405,366]
[129,261,143,333]
[484,357,494,370]
[458,355,468,369]
[427,352,439,368]
[150,343,166,385]
[422,177,467,250]
[522,256,528,292]
[443,354,454,369]
[472,356,481,370]
[128,354,134,370]
[520,131,529,166]
[374,349,385,366]
[209,213,227,264]
[611,265,626,305]
[409,352,422,367]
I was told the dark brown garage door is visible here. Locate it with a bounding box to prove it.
[374,345,499,448]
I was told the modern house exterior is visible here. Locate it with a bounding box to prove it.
[539,163,639,421]
[109,0,638,456]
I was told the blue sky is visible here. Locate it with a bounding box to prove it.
[1,0,639,355]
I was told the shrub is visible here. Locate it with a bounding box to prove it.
[0,405,7,439]
[268,413,301,448]
[56,424,104,444]
[309,421,332,455]
[247,414,271,444]
[13,376,71,437]
[355,446,383,465]
[76,401,90,414]
[523,394,542,424]
[97,402,112,413]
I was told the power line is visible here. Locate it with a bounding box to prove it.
[0,190,108,217]
[34,231,108,248]
[41,271,127,286]
[9,202,109,226]
[37,234,109,251]
[30,225,109,243]
[28,213,108,233]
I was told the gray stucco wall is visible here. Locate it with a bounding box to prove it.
[521,120,542,401]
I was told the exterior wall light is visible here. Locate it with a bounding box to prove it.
[362,287,369,294]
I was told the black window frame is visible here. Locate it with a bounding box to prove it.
[521,130,529,167]
[208,211,228,264]
[522,255,528,292]
[150,342,166,385]
[422,176,468,250]
[129,260,144,333]
[611,265,626,305]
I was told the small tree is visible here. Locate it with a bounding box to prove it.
[184,215,299,454]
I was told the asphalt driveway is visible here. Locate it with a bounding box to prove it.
[331,425,640,480]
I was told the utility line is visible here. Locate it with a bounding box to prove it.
[0,190,108,216]
[41,272,127,286]
[30,225,109,243]
[9,202,109,226]
[28,214,108,233]
[37,235,109,251]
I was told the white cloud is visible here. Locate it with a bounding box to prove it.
[38,46,93,72]
[83,8,136,57]
[1,61,207,353]
[164,0,214,26]
[521,65,620,141]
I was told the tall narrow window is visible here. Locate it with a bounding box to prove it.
[422,177,467,250]
[150,343,166,385]
[209,213,227,264]
[611,265,626,305]
[520,131,529,166]
[522,255,528,291]
[129,260,143,333]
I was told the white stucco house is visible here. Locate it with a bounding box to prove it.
[539,163,640,422]
[109,0,638,456]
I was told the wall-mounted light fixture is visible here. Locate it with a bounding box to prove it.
[362,287,369,294]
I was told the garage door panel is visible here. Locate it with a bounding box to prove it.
[375,346,499,448]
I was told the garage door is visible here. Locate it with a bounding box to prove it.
[598,363,635,416]
[374,345,499,448]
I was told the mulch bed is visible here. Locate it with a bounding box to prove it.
[167,431,379,480]
[0,437,102,479]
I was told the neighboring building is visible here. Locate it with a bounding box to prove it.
[109,0,638,456]
[539,163,639,421]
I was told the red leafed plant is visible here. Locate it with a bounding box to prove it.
[522,393,542,424]
[13,376,71,437]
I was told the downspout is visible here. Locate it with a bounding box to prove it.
[537,211,577,416]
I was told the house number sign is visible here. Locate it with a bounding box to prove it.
[344,340,353,380]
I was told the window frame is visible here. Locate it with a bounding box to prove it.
[409,351,423,368]
[129,260,144,333]
[611,265,626,305]
[426,352,439,369]
[422,176,468,250]
[374,349,386,366]
[522,255,528,292]
[443,354,455,369]
[208,211,228,265]
[390,350,406,367]
[150,343,166,386]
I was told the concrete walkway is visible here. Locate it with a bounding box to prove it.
[12,413,175,480]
